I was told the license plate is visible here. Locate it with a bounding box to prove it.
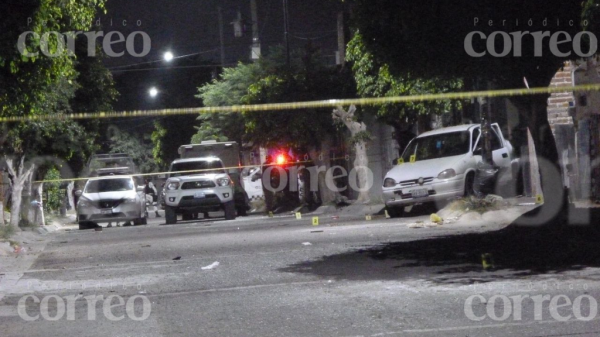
[410,189,429,198]
[101,209,113,215]
[194,192,206,199]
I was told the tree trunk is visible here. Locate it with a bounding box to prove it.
[5,157,35,230]
[308,139,337,205]
[354,142,370,203]
[333,105,371,203]
[21,173,33,226]
[9,182,23,229]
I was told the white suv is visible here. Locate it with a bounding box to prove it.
[163,158,236,224]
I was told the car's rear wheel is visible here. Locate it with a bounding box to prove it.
[386,206,404,218]
[224,201,236,220]
[165,206,177,224]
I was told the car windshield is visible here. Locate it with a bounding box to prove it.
[402,131,471,161]
[170,160,225,177]
[85,178,133,193]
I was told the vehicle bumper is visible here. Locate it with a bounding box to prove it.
[164,187,234,212]
[77,203,142,223]
[383,176,465,207]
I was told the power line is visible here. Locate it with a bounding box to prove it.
[107,49,220,70]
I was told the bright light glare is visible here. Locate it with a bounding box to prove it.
[276,154,287,166]
[164,51,174,62]
[149,87,159,98]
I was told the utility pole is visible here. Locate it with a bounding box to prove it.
[250,0,261,61]
[336,12,345,66]
[282,0,291,66]
[218,6,226,67]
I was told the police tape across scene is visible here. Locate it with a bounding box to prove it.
[2,84,600,123]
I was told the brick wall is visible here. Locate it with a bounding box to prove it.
[547,62,575,128]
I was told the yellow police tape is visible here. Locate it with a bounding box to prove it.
[2,84,599,123]
[33,162,310,184]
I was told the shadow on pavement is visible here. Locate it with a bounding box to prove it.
[280,207,600,285]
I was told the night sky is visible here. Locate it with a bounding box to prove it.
[93,1,345,152]
[100,0,344,68]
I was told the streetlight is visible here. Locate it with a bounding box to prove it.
[163,51,174,62]
[149,87,159,98]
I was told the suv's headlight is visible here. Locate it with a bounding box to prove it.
[78,198,90,208]
[124,197,137,204]
[217,177,231,187]
[437,169,456,180]
[383,178,396,188]
[166,181,180,190]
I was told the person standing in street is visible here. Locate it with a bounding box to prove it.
[145,179,160,217]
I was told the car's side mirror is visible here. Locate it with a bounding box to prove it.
[74,190,83,197]
[136,186,145,192]
[392,158,399,166]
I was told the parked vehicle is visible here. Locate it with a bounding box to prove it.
[178,141,250,215]
[242,166,265,201]
[76,175,147,229]
[85,153,137,177]
[382,123,518,217]
[163,157,237,224]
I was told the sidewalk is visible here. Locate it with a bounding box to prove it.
[38,213,77,234]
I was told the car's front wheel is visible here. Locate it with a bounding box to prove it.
[78,221,96,230]
[165,206,177,224]
[464,172,476,197]
[224,201,236,220]
[386,206,404,218]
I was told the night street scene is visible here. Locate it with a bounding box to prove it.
[3,1,600,336]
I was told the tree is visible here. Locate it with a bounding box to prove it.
[333,105,372,203]
[198,46,356,204]
[0,0,107,230]
[108,127,159,174]
[346,32,463,149]
[347,0,596,213]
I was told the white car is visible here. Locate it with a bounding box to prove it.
[242,166,265,201]
[76,176,147,229]
[382,124,517,217]
[163,158,236,224]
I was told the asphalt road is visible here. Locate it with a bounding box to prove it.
[1,209,600,337]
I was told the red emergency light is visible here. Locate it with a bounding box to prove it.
[276,154,287,166]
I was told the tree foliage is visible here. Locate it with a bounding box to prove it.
[196,46,356,150]
[346,32,463,127]
[108,127,158,174]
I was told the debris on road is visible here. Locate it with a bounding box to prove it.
[173,256,182,261]
[430,213,443,224]
[201,261,220,270]
[310,230,324,233]
[302,242,312,246]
